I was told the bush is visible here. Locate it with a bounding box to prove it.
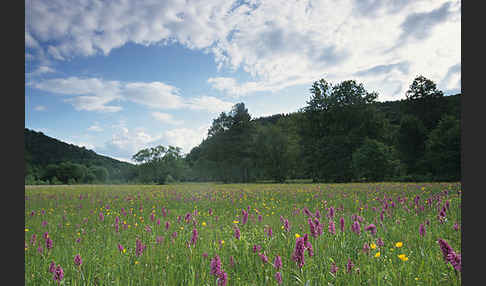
[165,174,176,184]
[50,176,62,185]
[352,138,399,182]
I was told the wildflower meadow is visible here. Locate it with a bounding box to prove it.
[25,182,461,285]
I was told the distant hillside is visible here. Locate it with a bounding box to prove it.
[25,128,136,184]
[372,93,461,126]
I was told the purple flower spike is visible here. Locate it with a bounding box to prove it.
[234,227,240,240]
[292,237,306,268]
[53,265,64,282]
[275,272,283,284]
[49,261,56,273]
[210,255,222,276]
[331,262,339,274]
[419,223,426,236]
[438,238,461,271]
[258,252,269,263]
[328,220,336,235]
[346,259,354,273]
[191,228,198,246]
[74,254,82,266]
[273,255,282,270]
[217,270,227,286]
[46,237,53,250]
[364,223,377,235]
[352,220,361,235]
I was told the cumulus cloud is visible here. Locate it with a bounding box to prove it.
[96,125,163,161]
[34,105,47,111]
[32,76,234,113]
[151,112,183,125]
[163,125,210,154]
[25,0,238,59]
[94,123,208,160]
[33,77,123,112]
[26,0,460,100]
[26,65,56,78]
[87,123,103,132]
[186,95,235,113]
[398,1,454,42]
[439,63,461,93]
[124,82,185,110]
[354,62,410,77]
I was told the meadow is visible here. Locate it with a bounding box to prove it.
[25,182,461,285]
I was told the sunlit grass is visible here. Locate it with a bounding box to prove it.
[25,182,461,285]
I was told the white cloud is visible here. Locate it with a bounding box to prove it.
[124,82,185,110]
[151,112,183,125]
[98,125,163,160]
[87,123,103,132]
[26,0,238,59]
[26,0,460,100]
[34,105,46,111]
[32,76,234,113]
[186,95,234,113]
[93,123,209,160]
[26,66,56,78]
[25,31,40,49]
[163,125,210,154]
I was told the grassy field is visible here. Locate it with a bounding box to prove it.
[25,182,461,285]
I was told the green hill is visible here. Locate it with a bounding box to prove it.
[25,128,136,184]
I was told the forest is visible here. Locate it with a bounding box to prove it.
[25,75,460,185]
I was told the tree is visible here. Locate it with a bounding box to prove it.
[405,75,445,131]
[397,115,427,174]
[300,79,384,182]
[89,166,109,183]
[424,115,461,181]
[199,102,255,183]
[132,145,188,184]
[352,138,400,182]
[56,162,87,184]
[254,124,292,183]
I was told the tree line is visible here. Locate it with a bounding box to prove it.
[25,75,460,185]
[184,75,460,183]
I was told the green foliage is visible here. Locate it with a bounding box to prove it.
[132,145,187,184]
[299,79,385,182]
[50,176,62,185]
[352,138,400,182]
[405,75,446,131]
[397,115,428,174]
[424,115,461,181]
[254,124,293,183]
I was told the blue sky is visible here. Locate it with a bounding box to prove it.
[25,0,461,163]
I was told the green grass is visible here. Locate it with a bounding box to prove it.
[25,182,461,285]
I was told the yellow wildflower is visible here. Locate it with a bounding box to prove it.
[233,220,239,224]
[398,254,409,261]
[202,222,207,226]
[395,242,403,248]
[370,243,376,249]
[374,252,381,258]
[295,233,301,238]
